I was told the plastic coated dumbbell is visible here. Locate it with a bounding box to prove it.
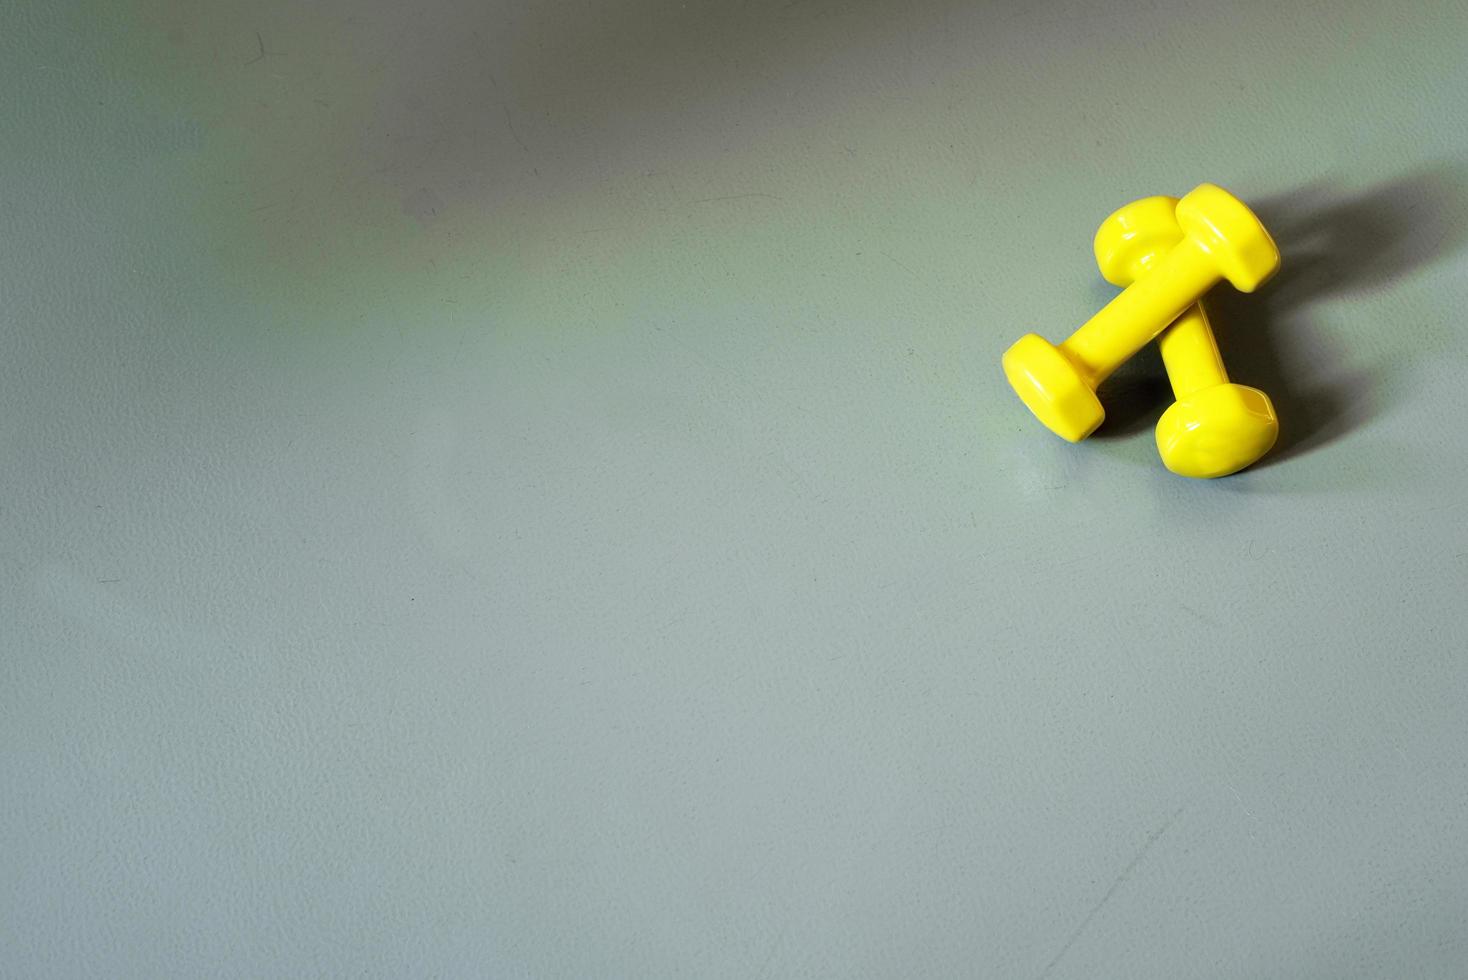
[1002,183,1280,442]
[1094,195,1278,478]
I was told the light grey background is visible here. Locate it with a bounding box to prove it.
[4,0,1468,976]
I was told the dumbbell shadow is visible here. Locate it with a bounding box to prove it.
[1087,341,1170,439]
[1094,166,1468,463]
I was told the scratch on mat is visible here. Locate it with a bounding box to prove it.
[501,104,528,152]
[1037,808,1184,979]
[689,193,785,205]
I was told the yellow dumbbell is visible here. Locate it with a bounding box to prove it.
[1094,196,1279,478]
[1002,183,1280,442]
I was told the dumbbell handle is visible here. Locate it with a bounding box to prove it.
[1158,302,1229,400]
[1059,235,1219,387]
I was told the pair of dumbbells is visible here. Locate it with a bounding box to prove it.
[1002,184,1280,479]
